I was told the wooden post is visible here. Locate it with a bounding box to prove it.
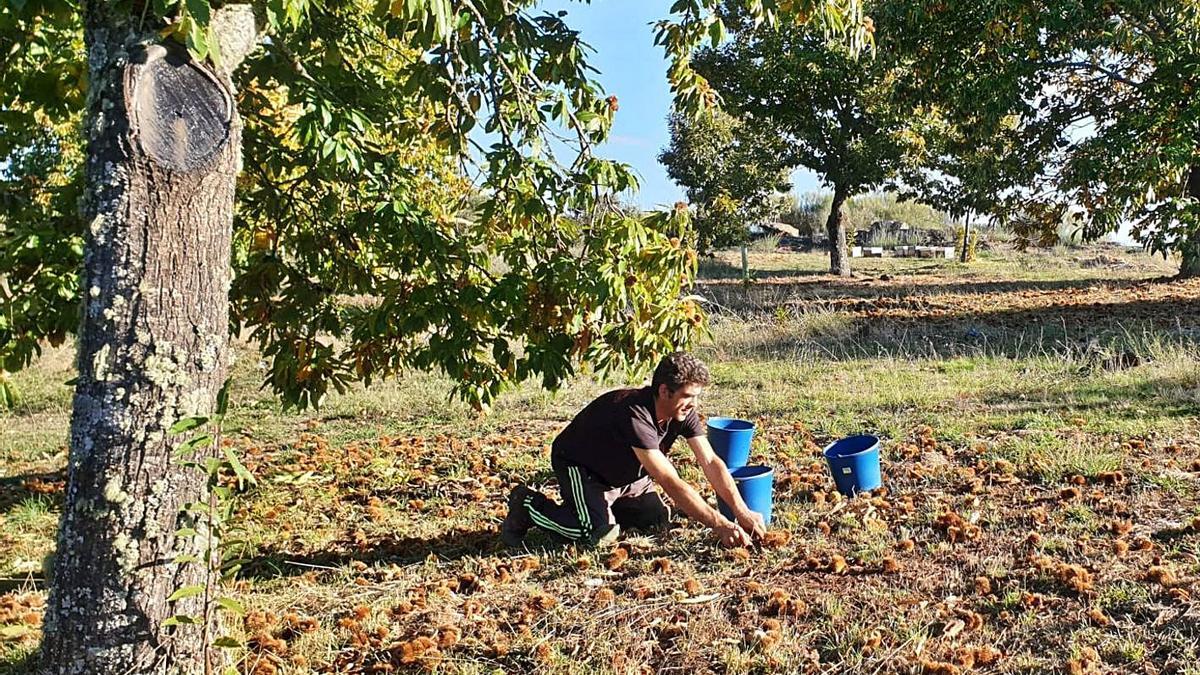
[960,212,972,263]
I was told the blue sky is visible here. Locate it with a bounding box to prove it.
[538,0,822,211]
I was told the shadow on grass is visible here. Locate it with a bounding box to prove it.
[699,275,1167,306]
[238,526,507,580]
[978,373,1200,420]
[712,295,1200,364]
[237,516,669,582]
[865,275,1161,295]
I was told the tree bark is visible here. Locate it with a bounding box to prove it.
[826,186,851,277]
[41,5,256,674]
[1180,247,1200,278]
[1181,165,1200,279]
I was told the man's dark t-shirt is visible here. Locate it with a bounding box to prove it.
[552,386,705,488]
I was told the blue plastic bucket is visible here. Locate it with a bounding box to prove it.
[823,435,882,496]
[707,417,756,470]
[717,465,774,526]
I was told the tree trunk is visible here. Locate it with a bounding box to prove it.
[1181,240,1200,279]
[41,6,256,674]
[960,212,972,263]
[1181,165,1200,279]
[826,187,851,277]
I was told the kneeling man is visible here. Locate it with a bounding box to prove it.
[501,352,766,548]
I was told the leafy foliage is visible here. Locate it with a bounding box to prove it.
[654,0,871,115]
[0,0,86,387]
[693,8,925,200]
[659,109,792,253]
[783,191,952,237]
[680,4,925,275]
[878,0,1200,273]
[889,105,1032,233]
[1,0,869,411]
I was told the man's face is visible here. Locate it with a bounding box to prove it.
[660,383,703,422]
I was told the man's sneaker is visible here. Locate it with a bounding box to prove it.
[586,523,621,548]
[500,485,534,547]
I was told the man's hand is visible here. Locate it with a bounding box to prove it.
[714,520,752,548]
[737,510,767,541]
[687,436,769,543]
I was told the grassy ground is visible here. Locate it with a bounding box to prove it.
[3,245,1200,673]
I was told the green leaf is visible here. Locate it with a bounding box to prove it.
[176,433,213,455]
[168,584,206,602]
[182,501,213,515]
[173,554,199,564]
[213,636,242,649]
[185,16,209,61]
[169,416,208,435]
[285,0,307,27]
[215,597,246,615]
[206,25,223,70]
[162,614,201,626]
[430,0,450,39]
[272,470,317,485]
[216,377,231,416]
[708,19,725,48]
[265,0,284,30]
[184,0,211,27]
[0,379,17,410]
[204,457,224,476]
[224,447,257,488]
[221,561,245,579]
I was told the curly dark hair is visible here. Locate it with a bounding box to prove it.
[651,352,710,393]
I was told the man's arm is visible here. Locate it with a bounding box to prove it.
[686,436,767,540]
[633,446,751,547]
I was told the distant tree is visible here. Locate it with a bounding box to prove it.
[658,109,792,253]
[778,192,827,238]
[694,9,928,276]
[890,111,1031,261]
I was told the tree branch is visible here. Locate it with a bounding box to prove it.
[1041,59,1143,88]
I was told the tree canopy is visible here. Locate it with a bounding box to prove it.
[658,108,792,253]
[684,6,927,273]
[656,1,1200,276]
[2,0,868,410]
[878,0,1200,273]
[0,0,86,406]
[694,11,924,200]
[0,0,874,409]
